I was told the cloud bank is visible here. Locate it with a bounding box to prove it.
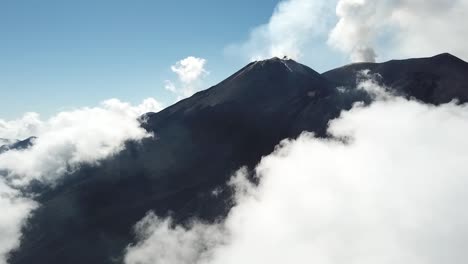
[0,181,37,264]
[0,98,163,187]
[165,57,209,100]
[228,0,468,63]
[0,98,163,264]
[125,83,468,264]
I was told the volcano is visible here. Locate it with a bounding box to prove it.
[8,54,468,264]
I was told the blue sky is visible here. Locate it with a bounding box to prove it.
[0,0,348,119]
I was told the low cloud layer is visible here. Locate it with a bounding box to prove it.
[0,181,37,264]
[125,83,468,264]
[165,57,209,100]
[0,98,163,187]
[228,0,468,63]
[0,98,163,264]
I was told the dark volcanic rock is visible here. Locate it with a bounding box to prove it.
[9,54,468,264]
[0,137,35,154]
[322,53,468,104]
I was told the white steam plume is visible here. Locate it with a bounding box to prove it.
[328,0,380,62]
[329,0,468,62]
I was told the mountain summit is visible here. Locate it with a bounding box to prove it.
[149,57,333,114]
[9,53,468,264]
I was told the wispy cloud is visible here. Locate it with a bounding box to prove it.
[225,0,334,61]
[165,57,209,100]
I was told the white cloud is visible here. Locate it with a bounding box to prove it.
[165,57,209,100]
[226,0,334,61]
[164,80,177,93]
[329,0,468,62]
[0,113,43,141]
[0,97,163,263]
[101,98,164,117]
[0,180,37,264]
[125,212,225,264]
[171,57,208,84]
[124,81,468,264]
[0,98,163,187]
[355,70,395,100]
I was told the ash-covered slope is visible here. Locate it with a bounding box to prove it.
[9,54,468,264]
[323,53,468,104]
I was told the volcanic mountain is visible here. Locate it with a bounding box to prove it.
[9,54,468,264]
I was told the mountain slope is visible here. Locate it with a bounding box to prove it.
[322,53,468,104]
[9,54,468,264]
[10,58,363,264]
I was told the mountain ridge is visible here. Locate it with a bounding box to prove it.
[323,53,468,104]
